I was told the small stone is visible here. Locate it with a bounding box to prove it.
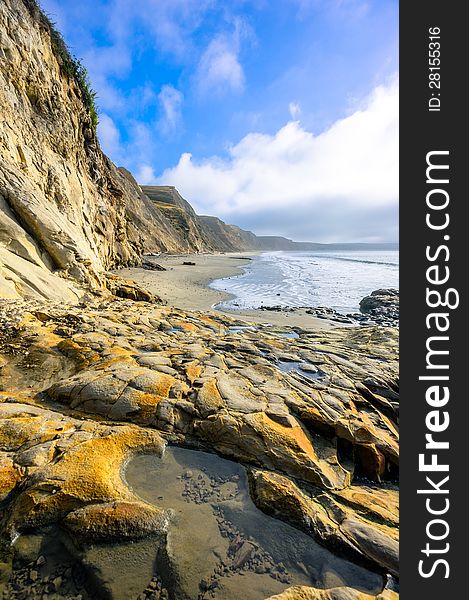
[255,565,267,574]
[53,576,62,590]
[232,541,255,569]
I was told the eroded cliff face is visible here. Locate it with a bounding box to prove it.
[142,186,217,253]
[0,0,205,300]
[199,215,260,252]
[142,186,261,253]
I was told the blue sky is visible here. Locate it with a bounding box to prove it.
[40,0,398,242]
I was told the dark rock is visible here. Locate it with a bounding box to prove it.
[104,273,162,303]
[232,541,256,569]
[359,289,399,320]
[142,261,166,271]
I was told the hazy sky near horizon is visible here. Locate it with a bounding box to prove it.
[40,0,398,243]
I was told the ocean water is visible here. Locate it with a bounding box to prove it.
[210,250,399,314]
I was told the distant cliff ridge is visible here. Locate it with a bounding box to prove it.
[141,186,259,253]
[141,186,398,254]
[250,238,398,251]
[141,186,217,252]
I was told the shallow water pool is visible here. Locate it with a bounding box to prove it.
[124,446,382,599]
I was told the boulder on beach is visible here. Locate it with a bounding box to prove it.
[359,289,399,318]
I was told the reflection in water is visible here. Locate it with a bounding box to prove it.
[277,360,326,382]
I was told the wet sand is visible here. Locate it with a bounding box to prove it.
[116,253,337,330]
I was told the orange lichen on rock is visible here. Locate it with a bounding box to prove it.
[334,486,399,527]
[172,320,198,333]
[93,349,137,371]
[185,361,202,383]
[0,415,50,450]
[0,454,21,501]
[265,586,398,600]
[1,404,166,535]
[247,413,349,489]
[196,379,225,417]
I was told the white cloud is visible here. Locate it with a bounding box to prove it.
[158,84,184,134]
[292,0,370,20]
[80,43,133,112]
[197,37,244,95]
[97,115,158,177]
[157,76,398,242]
[289,102,302,120]
[105,0,214,57]
[135,164,157,185]
[196,19,251,96]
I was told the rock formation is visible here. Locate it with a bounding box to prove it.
[0,1,249,301]
[0,296,399,597]
[141,186,219,253]
[359,290,399,323]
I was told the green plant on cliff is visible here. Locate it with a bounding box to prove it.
[73,60,99,132]
[22,0,99,132]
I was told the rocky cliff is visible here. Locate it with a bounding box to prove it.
[0,0,224,302]
[142,185,261,253]
[199,215,260,252]
[141,186,217,253]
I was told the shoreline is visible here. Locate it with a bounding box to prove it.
[116,252,339,330]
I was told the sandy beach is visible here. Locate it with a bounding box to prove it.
[117,253,337,330]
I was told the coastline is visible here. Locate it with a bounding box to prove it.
[116,252,338,330]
